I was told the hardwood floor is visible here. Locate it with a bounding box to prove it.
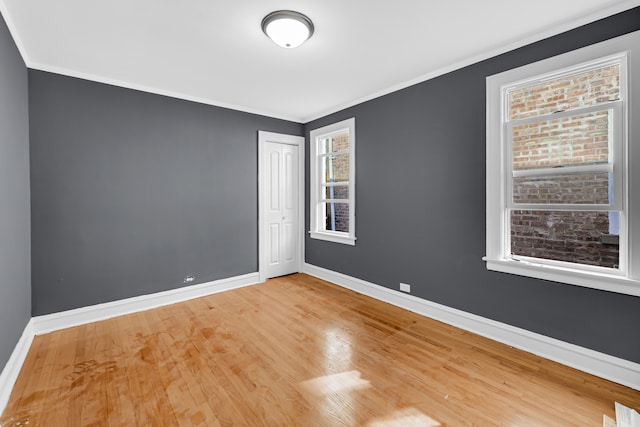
[1,273,639,426]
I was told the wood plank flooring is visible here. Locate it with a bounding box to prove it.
[1,273,639,426]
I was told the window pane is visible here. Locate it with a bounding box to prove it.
[324,185,349,200]
[513,172,611,205]
[510,210,619,268]
[322,202,349,233]
[509,64,620,120]
[512,110,612,171]
[321,131,350,154]
[323,153,349,183]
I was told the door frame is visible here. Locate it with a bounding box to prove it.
[258,131,305,283]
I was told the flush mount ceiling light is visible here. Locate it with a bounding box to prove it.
[261,10,314,49]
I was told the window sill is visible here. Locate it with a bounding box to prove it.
[309,231,356,246]
[483,257,640,297]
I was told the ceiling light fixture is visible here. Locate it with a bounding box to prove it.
[261,10,314,49]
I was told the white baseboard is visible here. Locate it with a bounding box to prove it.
[303,263,640,391]
[32,272,260,335]
[0,319,34,415]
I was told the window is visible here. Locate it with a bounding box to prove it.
[309,118,356,245]
[485,30,640,296]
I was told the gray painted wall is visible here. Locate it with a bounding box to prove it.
[29,72,302,315]
[0,13,31,371]
[305,7,640,363]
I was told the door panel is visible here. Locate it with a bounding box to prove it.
[269,223,280,264]
[285,150,294,210]
[269,152,280,211]
[283,221,294,262]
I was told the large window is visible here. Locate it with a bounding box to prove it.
[485,30,640,296]
[309,118,356,245]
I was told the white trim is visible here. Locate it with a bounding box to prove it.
[258,131,305,283]
[308,231,356,246]
[484,257,640,296]
[511,164,613,177]
[26,62,303,123]
[508,203,619,212]
[507,100,620,126]
[32,272,259,335]
[0,319,34,415]
[303,263,640,391]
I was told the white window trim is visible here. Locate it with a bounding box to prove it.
[485,30,640,297]
[309,118,356,245]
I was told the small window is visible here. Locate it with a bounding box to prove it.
[309,118,356,245]
[485,30,640,296]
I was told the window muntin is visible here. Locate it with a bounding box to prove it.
[310,118,356,245]
[485,30,640,296]
[323,185,349,200]
[512,172,611,205]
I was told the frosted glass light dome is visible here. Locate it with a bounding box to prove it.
[262,11,314,49]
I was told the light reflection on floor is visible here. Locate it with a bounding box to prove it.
[299,370,371,396]
[323,328,353,374]
[366,407,441,427]
[296,328,443,426]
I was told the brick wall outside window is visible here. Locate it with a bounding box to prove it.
[325,133,350,233]
[509,66,620,268]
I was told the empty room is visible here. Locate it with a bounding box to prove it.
[1,1,640,425]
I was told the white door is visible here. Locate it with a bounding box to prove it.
[263,140,299,279]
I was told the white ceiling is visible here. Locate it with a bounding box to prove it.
[1,0,638,122]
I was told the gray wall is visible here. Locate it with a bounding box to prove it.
[305,7,640,363]
[0,13,31,371]
[29,72,302,315]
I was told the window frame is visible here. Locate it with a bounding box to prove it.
[485,30,640,297]
[309,118,356,245]
[506,100,623,211]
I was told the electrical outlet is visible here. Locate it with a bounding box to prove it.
[184,276,195,283]
[400,282,411,293]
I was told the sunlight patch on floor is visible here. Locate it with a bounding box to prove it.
[367,407,441,427]
[323,328,353,374]
[299,370,371,396]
